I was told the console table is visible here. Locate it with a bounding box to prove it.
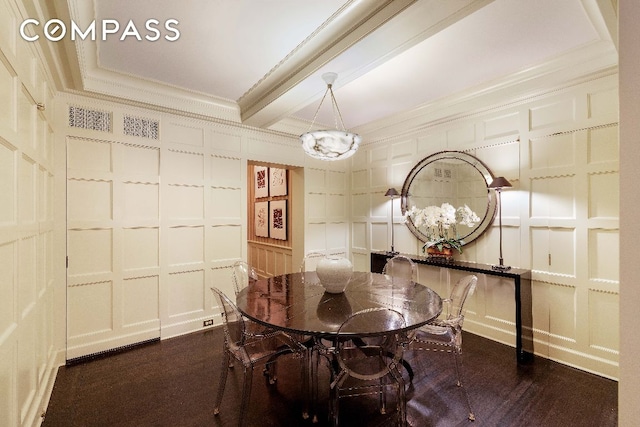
[371,251,533,363]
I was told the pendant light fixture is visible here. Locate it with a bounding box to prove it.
[300,72,361,161]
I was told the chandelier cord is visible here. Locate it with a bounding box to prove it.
[305,83,347,133]
[306,86,329,133]
[328,85,347,131]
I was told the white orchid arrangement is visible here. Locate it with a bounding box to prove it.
[404,203,481,253]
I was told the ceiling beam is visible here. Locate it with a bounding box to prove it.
[239,0,495,129]
[238,0,418,126]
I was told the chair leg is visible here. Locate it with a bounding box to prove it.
[302,347,310,420]
[263,360,277,385]
[311,348,321,423]
[214,350,231,415]
[262,346,296,385]
[238,366,254,427]
[452,350,475,421]
[397,375,407,427]
[329,371,347,427]
[330,384,340,427]
[379,377,387,414]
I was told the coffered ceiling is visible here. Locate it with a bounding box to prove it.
[40,0,618,139]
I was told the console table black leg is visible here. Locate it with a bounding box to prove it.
[515,278,523,362]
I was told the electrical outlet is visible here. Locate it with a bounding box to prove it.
[203,319,214,327]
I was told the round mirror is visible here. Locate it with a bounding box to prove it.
[401,151,497,246]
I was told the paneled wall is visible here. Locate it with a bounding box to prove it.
[352,73,619,379]
[305,166,351,263]
[66,134,162,359]
[55,92,351,360]
[0,0,58,425]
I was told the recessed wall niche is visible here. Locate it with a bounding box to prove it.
[248,163,290,243]
[247,162,298,277]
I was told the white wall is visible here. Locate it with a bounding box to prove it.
[352,72,620,379]
[0,0,59,425]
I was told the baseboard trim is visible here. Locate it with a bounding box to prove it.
[28,350,64,427]
[66,338,160,366]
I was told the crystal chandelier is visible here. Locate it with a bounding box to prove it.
[300,72,362,161]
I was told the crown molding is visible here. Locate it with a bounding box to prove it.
[57,89,300,142]
[584,0,618,49]
[354,40,618,143]
[65,0,241,123]
[79,68,242,123]
[32,0,617,145]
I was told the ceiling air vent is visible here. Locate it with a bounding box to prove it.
[123,115,159,140]
[68,105,112,132]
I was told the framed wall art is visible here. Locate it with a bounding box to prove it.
[269,167,287,197]
[254,166,269,198]
[269,200,287,240]
[255,201,269,237]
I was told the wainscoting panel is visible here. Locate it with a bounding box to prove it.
[166,186,204,220]
[66,137,162,359]
[210,225,242,261]
[0,140,16,223]
[353,73,620,379]
[0,5,59,422]
[167,269,205,317]
[299,162,350,266]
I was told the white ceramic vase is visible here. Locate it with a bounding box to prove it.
[316,256,353,294]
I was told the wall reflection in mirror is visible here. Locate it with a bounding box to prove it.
[401,151,498,247]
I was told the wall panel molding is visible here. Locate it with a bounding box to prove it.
[354,73,619,379]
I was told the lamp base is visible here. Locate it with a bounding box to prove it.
[492,264,511,271]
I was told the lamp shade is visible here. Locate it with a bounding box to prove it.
[385,187,400,198]
[300,130,361,161]
[489,176,512,189]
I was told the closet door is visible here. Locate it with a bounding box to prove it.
[66,137,160,359]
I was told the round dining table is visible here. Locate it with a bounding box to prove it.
[236,270,443,423]
[236,271,443,337]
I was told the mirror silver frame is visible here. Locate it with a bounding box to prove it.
[401,150,498,247]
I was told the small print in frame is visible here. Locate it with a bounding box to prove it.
[269,167,287,197]
[269,200,287,240]
[254,166,269,198]
[255,201,269,237]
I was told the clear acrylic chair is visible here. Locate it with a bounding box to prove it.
[408,274,478,421]
[382,255,416,284]
[327,307,408,427]
[231,260,258,296]
[211,287,305,427]
[230,261,272,339]
[299,251,326,272]
[382,255,418,380]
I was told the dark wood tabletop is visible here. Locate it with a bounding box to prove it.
[236,271,443,337]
